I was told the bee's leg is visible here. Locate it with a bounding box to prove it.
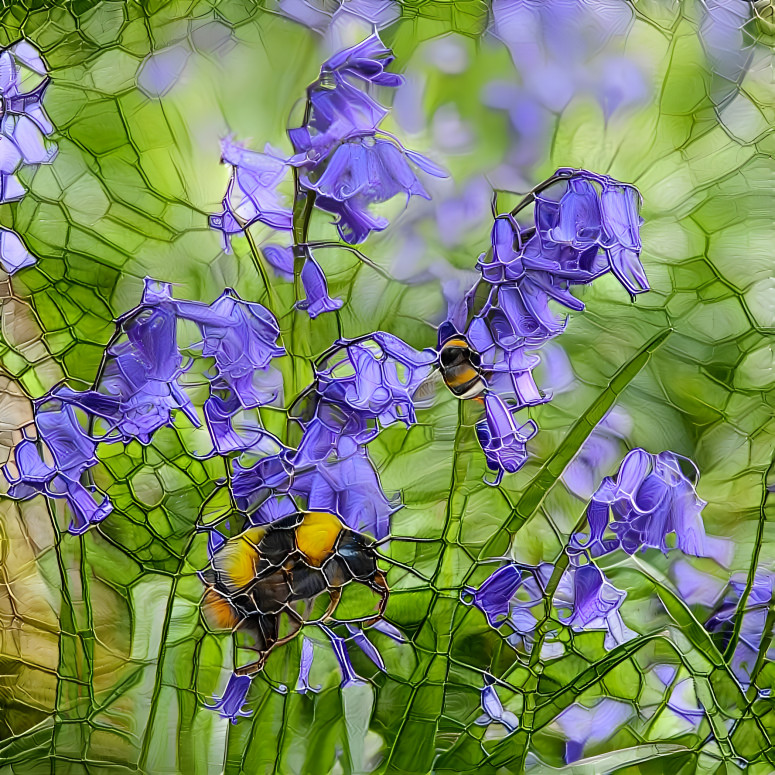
[362,571,389,626]
[321,586,341,621]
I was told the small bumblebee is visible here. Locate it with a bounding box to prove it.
[438,334,487,400]
[200,510,388,675]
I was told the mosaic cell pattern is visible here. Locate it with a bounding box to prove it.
[0,1,774,774]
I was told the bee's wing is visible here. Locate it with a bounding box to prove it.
[412,368,442,408]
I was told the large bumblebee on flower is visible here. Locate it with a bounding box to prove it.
[200,510,388,675]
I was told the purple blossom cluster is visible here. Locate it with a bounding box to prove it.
[444,168,648,482]
[0,41,57,274]
[209,33,446,319]
[2,279,285,533]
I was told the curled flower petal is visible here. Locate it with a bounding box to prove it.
[319,624,364,688]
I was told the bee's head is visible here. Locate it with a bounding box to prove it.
[333,529,379,581]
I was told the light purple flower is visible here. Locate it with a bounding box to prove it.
[475,675,519,733]
[209,139,292,252]
[578,448,708,557]
[554,699,633,763]
[346,624,385,672]
[296,637,319,694]
[2,403,111,535]
[0,227,36,273]
[0,41,57,187]
[466,557,633,654]
[476,393,537,484]
[232,417,399,538]
[206,673,253,723]
[314,332,437,430]
[554,560,636,650]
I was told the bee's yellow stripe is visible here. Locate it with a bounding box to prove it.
[216,534,261,591]
[444,365,479,387]
[442,337,469,349]
[296,511,343,567]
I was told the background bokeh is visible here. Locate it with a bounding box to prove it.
[0,1,774,773]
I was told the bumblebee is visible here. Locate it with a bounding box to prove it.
[200,511,387,675]
[438,335,487,400]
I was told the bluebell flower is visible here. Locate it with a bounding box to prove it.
[3,402,111,535]
[318,623,364,688]
[296,637,319,694]
[475,675,519,733]
[174,287,285,409]
[298,135,446,244]
[232,418,399,539]
[465,556,634,653]
[56,279,198,445]
[289,33,403,165]
[462,563,523,629]
[209,138,292,252]
[554,699,633,763]
[0,41,57,200]
[206,672,253,723]
[577,448,707,556]
[0,227,36,273]
[314,332,436,431]
[554,559,636,650]
[706,572,775,689]
[476,393,537,484]
[297,253,343,318]
[289,34,447,244]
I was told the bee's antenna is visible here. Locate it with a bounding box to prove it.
[374,551,436,585]
[373,535,441,547]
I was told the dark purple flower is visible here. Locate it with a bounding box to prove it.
[578,449,708,557]
[209,138,292,252]
[206,672,253,723]
[462,563,523,629]
[476,675,519,732]
[297,253,343,318]
[476,393,537,484]
[2,403,111,535]
[299,135,446,244]
[319,623,364,687]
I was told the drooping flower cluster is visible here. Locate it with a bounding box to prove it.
[576,448,707,557]
[0,41,57,273]
[463,552,635,658]
[229,331,436,539]
[209,33,445,319]
[444,169,648,482]
[2,279,285,533]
